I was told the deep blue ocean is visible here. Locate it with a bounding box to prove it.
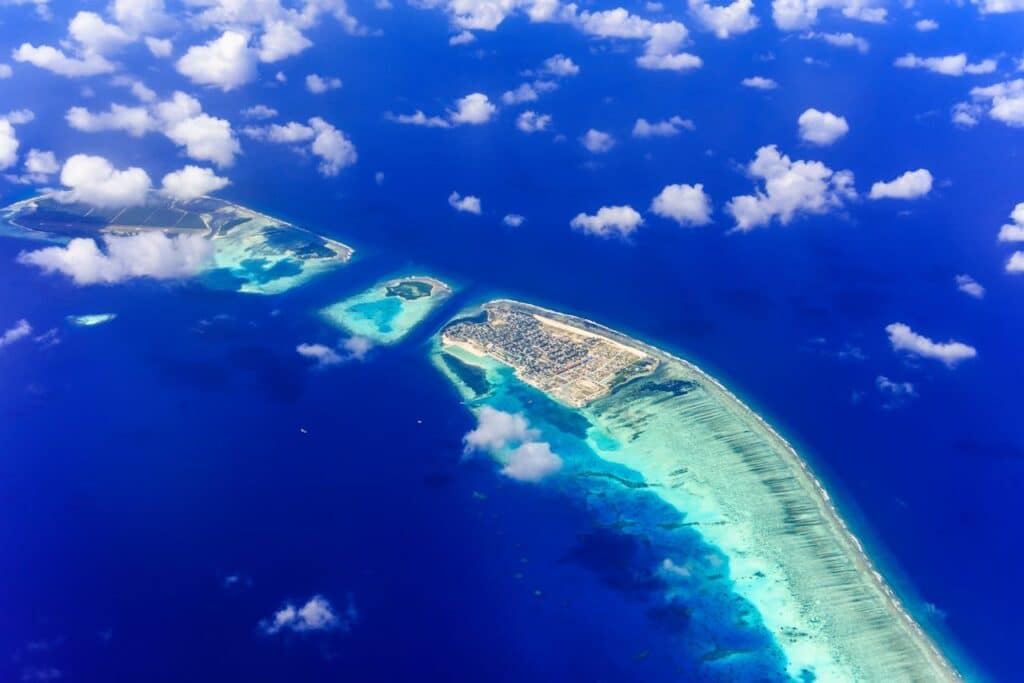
[2,1,1023,680]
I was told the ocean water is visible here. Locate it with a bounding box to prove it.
[2,2,1024,680]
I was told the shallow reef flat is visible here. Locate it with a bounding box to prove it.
[435,299,960,683]
[1,194,353,294]
[320,275,452,343]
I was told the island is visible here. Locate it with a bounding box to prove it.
[1,194,353,294]
[321,275,453,344]
[435,299,960,682]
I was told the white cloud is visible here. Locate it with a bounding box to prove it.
[176,31,258,91]
[18,232,214,285]
[0,63,11,78]
[5,108,33,125]
[259,20,313,62]
[952,101,981,127]
[516,110,551,132]
[242,104,278,120]
[635,22,703,71]
[632,116,694,137]
[876,375,916,408]
[915,18,938,31]
[66,103,155,137]
[449,191,482,214]
[306,73,342,93]
[955,274,985,298]
[969,79,1024,127]
[503,213,525,226]
[12,43,115,77]
[341,335,373,360]
[542,54,579,76]
[68,11,131,56]
[145,37,173,58]
[260,595,355,635]
[501,441,563,482]
[688,0,758,38]
[24,149,59,176]
[885,322,976,367]
[798,108,849,145]
[726,145,855,230]
[998,202,1024,241]
[971,0,1024,14]
[650,183,712,226]
[309,117,357,175]
[255,121,315,143]
[742,76,778,89]
[156,92,242,167]
[463,407,538,452]
[895,53,997,76]
[581,128,615,153]
[868,169,933,199]
[386,110,451,128]
[570,205,643,238]
[449,30,476,45]
[774,0,886,31]
[802,31,869,53]
[0,119,18,171]
[449,93,496,124]
[112,76,157,103]
[0,319,32,349]
[297,342,343,366]
[161,165,230,200]
[1007,251,1024,273]
[53,154,152,208]
[112,0,170,34]
[502,82,540,105]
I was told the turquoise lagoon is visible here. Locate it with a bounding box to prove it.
[321,276,453,344]
[432,302,959,683]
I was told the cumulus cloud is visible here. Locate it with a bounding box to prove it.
[876,375,916,408]
[773,0,886,31]
[296,343,342,366]
[18,232,214,285]
[0,319,32,349]
[802,31,869,53]
[260,595,357,635]
[449,30,475,45]
[997,202,1024,241]
[112,0,170,34]
[258,20,313,62]
[463,407,538,453]
[242,104,278,120]
[24,149,59,177]
[0,119,18,171]
[501,441,563,482]
[542,54,579,76]
[971,0,1024,13]
[463,408,562,483]
[885,322,976,367]
[632,116,694,137]
[12,43,115,77]
[968,79,1024,127]
[503,213,525,226]
[243,117,356,176]
[66,103,155,137]
[51,154,151,208]
[742,76,778,89]
[798,108,849,145]
[297,336,373,367]
[161,166,230,200]
[386,110,451,128]
[1007,251,1024,273]
[580,129,615,153]
[145,36,173,57]
[448,191,482,214]
[895,53,997,76]
[650,183,712,226]
[306,73,342,93]
[176,31,258,91]
[570,205,643,238]
[688,0,758,38]
[868,169,933,200]
[915,18,938,31]
[955,274,985,299]
[449,93,497,124]
[0,63,11,78]
[502,82,541,105]
[726,145,855,230]
[516,110,551,133]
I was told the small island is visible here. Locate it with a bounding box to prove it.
[1,194,354,295]
[435,299,960,682]
[321,275,453,344]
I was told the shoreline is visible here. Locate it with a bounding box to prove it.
[444,298,961,681]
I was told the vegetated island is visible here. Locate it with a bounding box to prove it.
[1,194,353,294]
[321,275,452,344]
[436,299,961,683]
